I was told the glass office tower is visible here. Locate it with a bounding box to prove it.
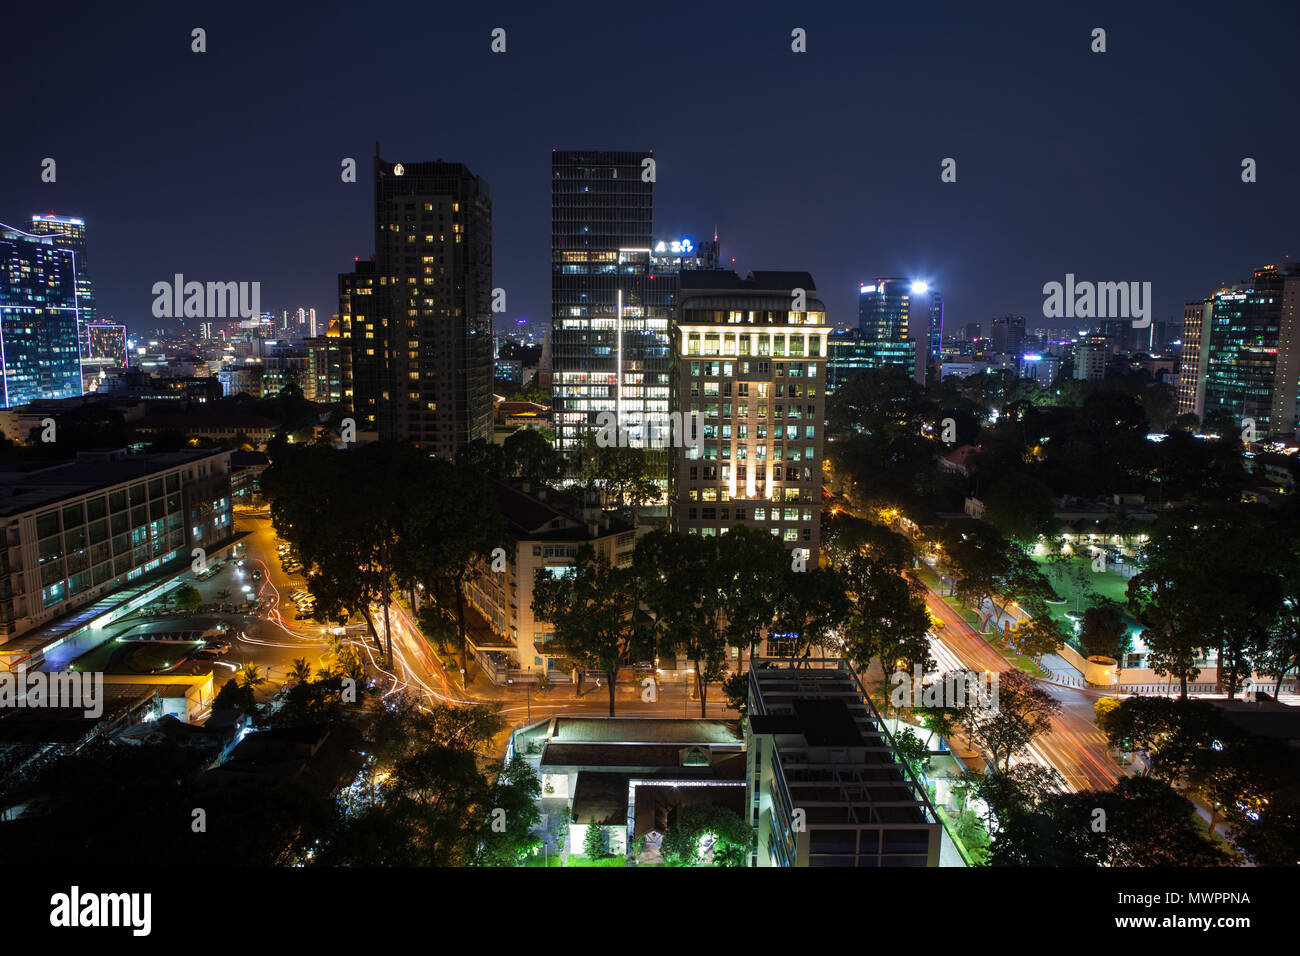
[0,222,83,406]
[1202,263,1300,436]
[28,215,94,356]
[551,149,669,477]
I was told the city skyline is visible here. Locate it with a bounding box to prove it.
[6,2,1297,340]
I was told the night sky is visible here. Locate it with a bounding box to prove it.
[7,0,1298,339]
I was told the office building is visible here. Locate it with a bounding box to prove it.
[1196,264,1300,436]
[550,149,667,468]
[27,215,94,356]
[0,448,233,644]
[857,278,932,383]
[342,154,494,458]
[1019,352,1061,385]
[827,329,914,393]
[671,271,826,554]
[0,222,83,407]
[261,342,309,397]
[1073,333,1111,382]
[746,659,941,867]
[990,314,1026,356]
[925,290,944,359]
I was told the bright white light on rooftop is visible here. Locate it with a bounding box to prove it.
[911,281,928,294]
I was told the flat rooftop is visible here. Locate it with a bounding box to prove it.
[0,448,228,518]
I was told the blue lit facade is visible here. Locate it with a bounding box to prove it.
[0,223,84,407]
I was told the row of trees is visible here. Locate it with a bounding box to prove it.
[262,440,504,681]
[532,516,935,717]
[1128,502,1300,699]
[826,365,1259,527]
[1098,695,1299,865]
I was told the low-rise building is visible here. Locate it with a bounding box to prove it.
[0,447,234,645]
[747,659,941,867]
[464,479,635,682]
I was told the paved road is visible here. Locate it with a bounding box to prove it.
[920,579,1120,792]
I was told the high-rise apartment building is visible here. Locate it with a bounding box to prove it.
[85,323,129,368]
[27,215,94,357]
[550,150,667,468]
[671,271,826,555]
[341,154,494,458]
[339,260,376,426]
[0,222,84,407]
[1177,300,1211,420]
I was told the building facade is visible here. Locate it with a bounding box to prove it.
[27,214,94,356]
[0,222,84,407]
[671,271,826,555]
[1176,300,1211,420]
[464,479,635,681]
[343,154,494,458]
[550,150,667,469]
[0,448,233,641]
[746,659,941,867]
[1201,264,1300,436]
[85,323,129,367]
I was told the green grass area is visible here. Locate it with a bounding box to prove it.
[566,855,626,867]
[522,855,564,867]
[1031,554,1140,633]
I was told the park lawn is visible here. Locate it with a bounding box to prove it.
[522,855,564,867]
[1031,555,1139,631]
[566,855,626,867]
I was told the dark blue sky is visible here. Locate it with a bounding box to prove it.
[7,0,1298,339]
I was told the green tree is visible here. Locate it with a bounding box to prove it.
[172,584,202,612]
[982,472,1058,548]
[961,669,1060,774]
[582,822,609,860]
[531,546,645,716]
[1079,600,1130,660]
[660,805,752,866]
[476,756,543,865]
[502,428,563,486]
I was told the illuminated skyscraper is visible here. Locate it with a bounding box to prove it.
[27,214,94,356]
[856,278,922,382]
[0,222,83,406]
[551,149,667,471]
[671,270,827,554]
[342,154,494,458]
[1198,263,1300,435]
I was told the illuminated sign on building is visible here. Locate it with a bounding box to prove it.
[654,238,694,255]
